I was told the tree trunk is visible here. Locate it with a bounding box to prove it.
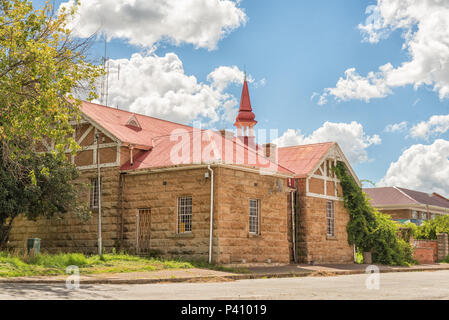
[0,217,15,249]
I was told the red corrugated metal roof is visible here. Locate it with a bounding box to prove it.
[79,101,338,177]
[277,142,334,178]
[79,101,193,149]
[120,130,293,175]
[363,187,449,209]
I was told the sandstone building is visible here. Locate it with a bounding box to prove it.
[9,78,359,265]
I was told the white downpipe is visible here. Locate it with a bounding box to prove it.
[95,133,103,257]
[291,191,296,263]
[208,165,214,264]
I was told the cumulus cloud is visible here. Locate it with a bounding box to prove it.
[95,53,255,124]
[319,0,449,103]
[385,121,408,133]
[60,0,247,50]
[410,115,449,140]
[273,121,381,164]
[378,139,449,196]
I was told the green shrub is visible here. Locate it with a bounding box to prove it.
[416,215,449,240]
[334,162,415,266]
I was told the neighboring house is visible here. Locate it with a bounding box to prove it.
[363,187,449,225]
[9,78,358,265]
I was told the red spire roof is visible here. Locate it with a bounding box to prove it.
[234,78,257,125]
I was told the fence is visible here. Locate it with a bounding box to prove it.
[413,233,448,264]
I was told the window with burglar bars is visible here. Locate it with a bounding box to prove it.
[90,177,101,209]
[249,199,260,235]
[177,196,192,233]
[326,200,335,237]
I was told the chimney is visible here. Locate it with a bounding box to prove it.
[218,129,234,138]
[263,143,277,162]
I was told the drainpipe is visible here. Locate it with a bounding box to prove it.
[95,133,103,257]
[291,191,297,263]
[207,165,214,264]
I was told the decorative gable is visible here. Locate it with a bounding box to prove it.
[126,114,141,130]
[305,143,360,201]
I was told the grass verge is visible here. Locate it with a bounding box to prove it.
[0,252,248,277]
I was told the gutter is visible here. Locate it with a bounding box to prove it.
[207,165,214,264]
[122,163,294,179]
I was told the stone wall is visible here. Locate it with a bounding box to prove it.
[120,167,213,261]
[214,167,291,265]
[437,233,449,261]
[8,167,121,253]
[297,186,353,263]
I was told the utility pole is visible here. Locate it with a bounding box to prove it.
[95,132,103,257]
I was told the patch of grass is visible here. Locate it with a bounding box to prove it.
[0,252,197,277]
[0,252,248,278]
[355,251,364,264]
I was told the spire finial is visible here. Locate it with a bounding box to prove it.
[243,64,246,82]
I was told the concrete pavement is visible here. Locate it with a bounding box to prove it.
[2,270,449,299]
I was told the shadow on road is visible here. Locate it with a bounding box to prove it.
[0,283,125,300]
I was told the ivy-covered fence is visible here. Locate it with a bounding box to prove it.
[333,162,415,266]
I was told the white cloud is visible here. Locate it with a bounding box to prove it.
[207,66,249,91]
[319,0,449,103]
[410,115,449,140]
[385,121,408,133]
[97,53,251,124]
[378,139,449,196]
[274,121,381,164]
[60,0,247,50]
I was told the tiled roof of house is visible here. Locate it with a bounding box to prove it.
[363,187,449,209]
[277,142,335,178]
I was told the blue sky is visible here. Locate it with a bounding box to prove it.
[34,0,449,195]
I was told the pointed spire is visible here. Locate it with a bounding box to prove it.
[234,73,257,126]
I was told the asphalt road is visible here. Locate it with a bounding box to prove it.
[1,270,449,300]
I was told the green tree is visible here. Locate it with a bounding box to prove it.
[0,0,101,172]
[0,144,90,247]
[416,215,449,240]
[0,0,100,246]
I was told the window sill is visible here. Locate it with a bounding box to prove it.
[326,235,337,241]
[170,233,194,239]
[248,233,261,239]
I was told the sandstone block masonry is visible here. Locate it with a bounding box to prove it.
[8,164,354,265]
[296,178,354,264]
[8,167,121,253]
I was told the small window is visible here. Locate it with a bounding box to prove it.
[90,177,101,209]
[177,196,192,233]
[431,213,436,220]
[422,212,428,220]
[326,201,335,237]
[412,210,418,219]
[249,199,260,235]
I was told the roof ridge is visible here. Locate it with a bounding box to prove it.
[278,141,335,149]
[394,186,420,204]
